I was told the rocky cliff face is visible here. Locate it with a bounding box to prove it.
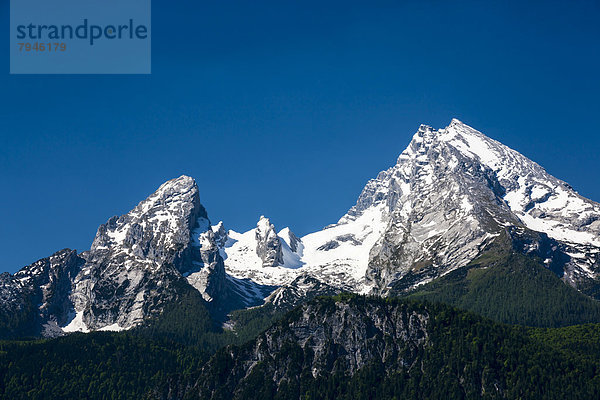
[187,294,595,400]
[185,228,227,303]
[196,297,430,398]
[0,176,241,336]
[0,249,85,337]
[264,274,340,311]
[289,120,600,299]
[67,176,214,331]
[356,120,600,295]
[255,216,284,268]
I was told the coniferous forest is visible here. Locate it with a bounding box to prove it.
[1,292,600,399]
[3,0,600,398]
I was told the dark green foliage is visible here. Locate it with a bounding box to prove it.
[0,332,206,400]
[0,281,296,399]
[226,303,285,343]
[135,279,291,352]
[133,280,224,351]
[4,225,600,398]
[405,250,600,327]
[2,291,600,399]
[0,300,37,340]
[193,296,600,400]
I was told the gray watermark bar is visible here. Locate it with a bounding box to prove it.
[10,0,151,74]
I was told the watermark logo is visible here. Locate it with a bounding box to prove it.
[10,0,151,74]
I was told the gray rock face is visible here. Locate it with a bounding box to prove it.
[241,119,600,304]
[211,221,229,247]
[89,175,206,270]
[1,176,239,336]
[197,298,429,396]
[71,175,211,330]
[186,228,228,303]
[339,120,600,296]
[1,175,277,337]
[283,229,301,253]
[363,123,521,292]
[0,272,29,316]
[0,249,85,337]
[255,216,284,268]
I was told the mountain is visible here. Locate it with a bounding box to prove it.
[0,249,85,338]
[211,120,600,307]
[0,176,259,337]
[212,119,600,313]
[404,232,600,327]
[189,295,600,400]
[2,119,600,399]
[2,119,600,338]
[360,119,600,295]
[304,119,599,295]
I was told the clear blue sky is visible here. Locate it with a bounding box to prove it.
[1,0,599,273]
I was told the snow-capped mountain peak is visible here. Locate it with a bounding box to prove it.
[280,119,600,295]
[205,119,600,299]
[3,120,600,339]
[65,175,214,332]
[91,175,207,257]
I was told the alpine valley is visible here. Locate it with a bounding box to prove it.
[2,120,600,399]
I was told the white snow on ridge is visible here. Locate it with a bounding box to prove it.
[217,206,387,292]
[41,120,600,338]
[518,212,600,246]
[106,228,128,246]
[61,310,89,333]
[98,323,126,332]
[301,205,388,283]
[221,228,299,286]
[279,229,304,269]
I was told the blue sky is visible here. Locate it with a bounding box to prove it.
[1,0,599,273]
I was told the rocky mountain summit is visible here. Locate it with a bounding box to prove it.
[71,176,209,331]
[2,119,600,338]
[0,176,248,337]
[358,120,600,294]
[215,119,600,300]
